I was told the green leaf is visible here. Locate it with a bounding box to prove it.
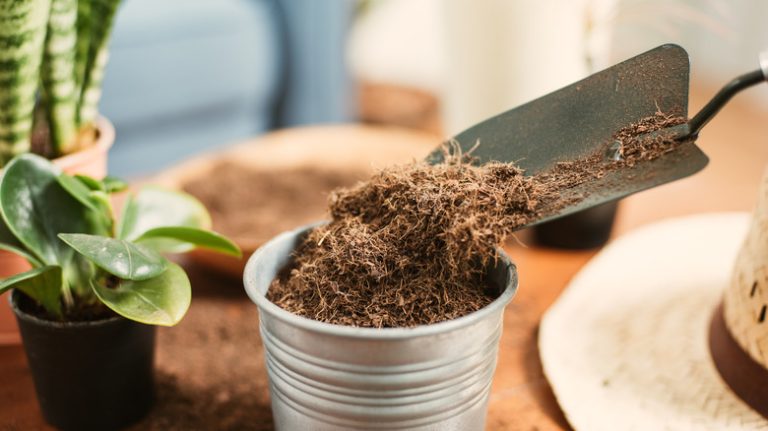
[0,0,50,166]
[0,216,39,265]
[117,187,212,253]
[57,173,99,211]
[59,233,168,281]
[102,176,128,193]
[77,0,121,126]
[91,263,190,326]
[74,174,104,191]
[0,266,63,317]
[42,0,79,155]
[136,227,242,257]
[57,174,114,235]
[74,175,128,194]
[0,154,104,268]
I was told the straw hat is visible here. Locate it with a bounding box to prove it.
[540,176,768,429]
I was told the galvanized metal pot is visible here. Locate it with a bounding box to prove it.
[243,224,518,430]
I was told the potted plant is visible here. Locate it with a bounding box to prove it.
[0,0,123,342]
[0,154,241,430]
[244,224,517,430]
[0,0,121,171]
[242,152,529,429]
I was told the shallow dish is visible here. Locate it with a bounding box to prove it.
[151,125,439,278]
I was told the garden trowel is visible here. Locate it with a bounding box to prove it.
[429,44,767,228]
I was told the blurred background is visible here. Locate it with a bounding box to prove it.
[100,0,768,177]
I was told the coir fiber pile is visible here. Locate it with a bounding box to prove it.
[268,112,686,328]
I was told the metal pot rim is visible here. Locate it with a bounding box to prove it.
[243,222,518,340]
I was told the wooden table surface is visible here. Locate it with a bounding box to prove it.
[1,86,767,430]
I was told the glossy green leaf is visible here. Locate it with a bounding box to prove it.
[74,174,104,191]
[88,190,116,232]
[0,154,103,267]
[117,187,212,252]
[63,252,98,299]
[88,190,113,211]
[0,214,18,244]
[57,173,99,211]
[59,233,168,281]
[57,174,114,235]
[0,266,63,317]
[136,226,242,257]
[0,216,39,265]
[91,263,190,326]
[102,176,128,193]
[74,175,129,194]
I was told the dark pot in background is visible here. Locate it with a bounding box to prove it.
[11,290,156,431]
[532,202,619,249]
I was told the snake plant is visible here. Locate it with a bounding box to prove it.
[0,154,241,325]
[0,0,121,167]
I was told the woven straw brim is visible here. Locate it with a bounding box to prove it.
[540,213,768,430]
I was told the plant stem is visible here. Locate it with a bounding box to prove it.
[0,0,52,166]
[76,0,120,127]
[42,0,78,156]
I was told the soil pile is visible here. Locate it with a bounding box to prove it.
[183,163,368,241]
[268,112,687,327]
[129,276,273,431]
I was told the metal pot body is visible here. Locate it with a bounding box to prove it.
[11,291,156,431]
[244,224,518,430]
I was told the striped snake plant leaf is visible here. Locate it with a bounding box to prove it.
[0,0,52,166]
[73,0,89,92]
[76,0,121,127]
[41,0,78,155]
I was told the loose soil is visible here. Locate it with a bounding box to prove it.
[129,270,273,431]
[268,112,688,328]
[182,163,368,242]
[15,289,116,323]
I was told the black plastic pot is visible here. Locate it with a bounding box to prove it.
[532,202,619,250]
[11,290,156,431]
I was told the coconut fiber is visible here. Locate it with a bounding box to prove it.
[267,112,687,327]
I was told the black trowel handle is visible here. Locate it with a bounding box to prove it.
[686,51,768,138]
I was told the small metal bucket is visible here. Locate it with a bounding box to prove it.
[243,224,518,430]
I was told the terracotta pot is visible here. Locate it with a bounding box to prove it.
[0,117,115,345]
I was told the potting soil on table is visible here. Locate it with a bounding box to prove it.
[128,273,274,431]
[183,163,368,242]
[268,112,688,328]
